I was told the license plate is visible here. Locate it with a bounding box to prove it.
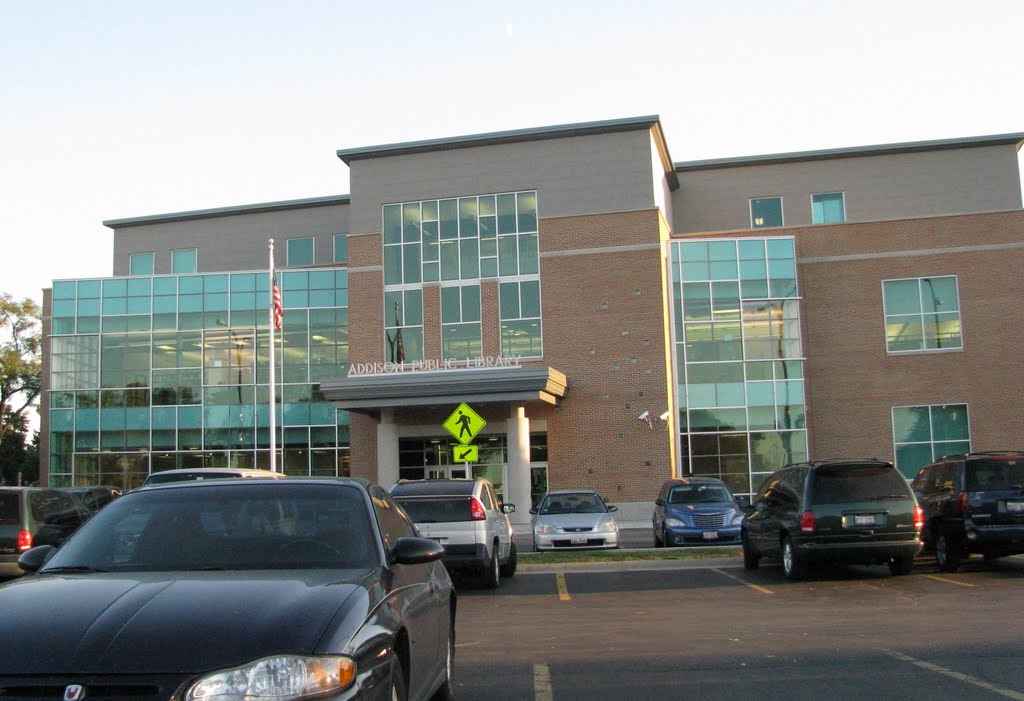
[1007,501,1024,512]
[570,535,587,544]
[702,531,719,540]
[854,515,876,526]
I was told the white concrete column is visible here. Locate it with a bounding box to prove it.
[505,406,532,526]
[377,409,400,489]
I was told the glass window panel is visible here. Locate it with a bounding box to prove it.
[681,242,709,262]
[766,238,794,259]
[102,298,127,315]
[54,281,77,300]
[423,261,440,282]
[812,193,845,224]
[895,443,934,479]
[172,249,197,274]
[78,280,101,298]
[103,279,127,298]
[750,198,783,228]
[383,246,402,285]
[741,279,770,299]
[458,198,478,238]
[130,253,154,276]
[443,323,482,360]
[883,279,921,315]
[517,191,537,232]
[497,194,517,234]
[518,233,539,275]
[682,261,710,282]
[383,204,402,245]
[480,258,497,278]
[708,241,735,262]
[479,195,496,217]
[286,238,314,266]
[440,287,461,324]
[926,312,961,349]
[500,319,542,357]
[747,382,775,406]
[402,244,422,284]
[893,406,930,443]
[931,404,969,441]
[403,289,423,326]
[886,315,924,352]
[708,260,737,280]
[499,282,519,319]
[333,234,348,263]
[498,235,518,276]
[717,383,745,406]
[440,199,459,239]
[422,200,438,221]
[461,285,481,322]
[422,221,439,262]
[460,239,479,279]
[520,281,541,318]
[769,277,798,298]
[921,277,959,312]
[402,202,421,243]
[440,240,460,281]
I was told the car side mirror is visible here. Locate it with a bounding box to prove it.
[502,503,516,514]
[18,545,57,574]
[734,495,752,509]
[529,508,537,515]
[608,505,618,512]
[391,537,444,565]
[654,498,664,507]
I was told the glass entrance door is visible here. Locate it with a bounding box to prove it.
[426,465,468,479]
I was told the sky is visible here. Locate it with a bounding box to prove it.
[2,0,1023,307]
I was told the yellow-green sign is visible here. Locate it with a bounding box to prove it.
[452,444,479,463]
[443,402,486,445]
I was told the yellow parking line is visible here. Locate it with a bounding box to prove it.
[534,663,554,701]
[711,568,774,595]
[555,573,571,601]
[885,650,1024,700]
[920,573,975,588]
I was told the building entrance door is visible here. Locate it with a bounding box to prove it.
[426,465,468,479]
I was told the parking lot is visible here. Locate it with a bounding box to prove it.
[452,553,1024,700]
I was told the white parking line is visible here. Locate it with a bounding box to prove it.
[534,662,553,701]
[885,649,1024,700]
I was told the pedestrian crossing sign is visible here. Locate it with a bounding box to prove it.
[443,402,486,445]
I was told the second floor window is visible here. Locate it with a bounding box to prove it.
[882,276,962,353]
[811,193,845,224]
[750,197,783,229]
[287,237,315,267]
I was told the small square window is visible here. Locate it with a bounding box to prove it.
[129,252,154,276]
[750,198,783,229]
[812,193,845,224]
[287,237,315,267]
[172,248,197,274]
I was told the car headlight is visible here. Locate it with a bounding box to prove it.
[664,518,685,528]
[185,655,355,701]
[731,514,744,525]
[594,521,618,533]
[535,524,557,534]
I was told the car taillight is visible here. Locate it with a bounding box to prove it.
[957,492,970,516]
[913,505,925,529]
[17,530,32,552]
[799,510,816,533]
[470,497,487,521]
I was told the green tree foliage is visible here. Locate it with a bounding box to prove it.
[0,293,41,444]
[0,414,34,485]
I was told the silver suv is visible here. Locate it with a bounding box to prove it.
[390,478,516,588]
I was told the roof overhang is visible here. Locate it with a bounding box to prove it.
[318,366,568,415]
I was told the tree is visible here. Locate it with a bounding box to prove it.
[0,293,41,445]
[0,413,28,485]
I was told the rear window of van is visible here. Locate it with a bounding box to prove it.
[0,493,18,525]
[810,465,910,505]
[965,458,1024,491]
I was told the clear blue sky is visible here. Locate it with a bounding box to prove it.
[2,0,1023,305]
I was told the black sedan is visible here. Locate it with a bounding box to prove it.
[0,478,455,701]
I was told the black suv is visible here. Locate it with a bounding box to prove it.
[742,459,924,579]
[0,487,91,578]
[911,451,1024,571]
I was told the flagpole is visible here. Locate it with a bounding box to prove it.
[268,239,277,472]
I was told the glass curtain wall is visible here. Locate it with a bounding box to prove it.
[669,237,807,496]
[382,191,541,361]
[48,269,351,490]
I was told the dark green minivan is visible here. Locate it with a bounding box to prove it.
[742,460,924,579]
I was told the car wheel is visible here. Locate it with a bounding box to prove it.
[430,619,455,701]
[742,531,760,571]
[935,531,963,572]
[781,536,805,580]
[888,555,914,576]
[499,542,518,578]
[481,544,500,588]
[389,654,408,701]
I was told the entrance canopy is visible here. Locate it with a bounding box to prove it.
[319,366,568,416]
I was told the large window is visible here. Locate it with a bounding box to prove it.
[383,190,540,361]
[892,404,970,478]
[882,276,962,353]
[750,197,783,229]
[172,249,197,274]
[333,234,348,264]
[670,237,806,495]
[130,253,154,276]
[811,193,845,224]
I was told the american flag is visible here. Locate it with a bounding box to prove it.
[272,273,283,329]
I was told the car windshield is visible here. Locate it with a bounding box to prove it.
[42,483,377,572]
[541,493,607,515]
[669,485,733,504]
[966,458,1024,491]
[810,465,910,505]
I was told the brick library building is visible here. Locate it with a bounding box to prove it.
[40,115,1024,524]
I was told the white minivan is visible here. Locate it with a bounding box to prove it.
[391,478,516,588]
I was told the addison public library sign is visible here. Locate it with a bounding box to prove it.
[347,355,524,376]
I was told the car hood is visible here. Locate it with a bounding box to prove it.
[0,569,369,675]
[666,502,738,515]
[535,513,615,529]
